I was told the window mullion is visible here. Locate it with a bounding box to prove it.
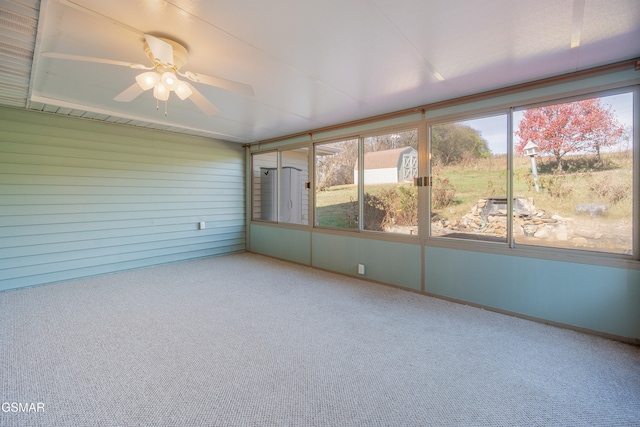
[508,107,514,248]
[358,136,364,232]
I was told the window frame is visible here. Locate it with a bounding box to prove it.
[250,150,279,223]
[359,126,421,237]
[250,144,311,227]
[424,85,639,265]
[313,136,361,232]
[249,83,639,268]
[508,86,638,258]
[427,110,511,246]
[311,124,423,237]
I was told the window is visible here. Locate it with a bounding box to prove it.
[280,148,309,225]
[361,129,418,234]
[513,92,634,255]
[430,114,508,243]
[251,149,309,224]
[315,139,359,229]
[252,84,637,263]
[251,151,278,221]
[427,89,636,257]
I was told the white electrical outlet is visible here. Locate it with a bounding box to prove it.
[199,222,206,230]
[358,264,365,275]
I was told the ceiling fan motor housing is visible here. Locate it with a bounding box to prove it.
[143,37,189,69]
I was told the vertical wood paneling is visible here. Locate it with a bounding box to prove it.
[0,107,245,290]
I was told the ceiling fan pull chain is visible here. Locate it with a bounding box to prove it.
[156,97,159,111]
[165,100,168,117]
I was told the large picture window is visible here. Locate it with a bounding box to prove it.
[430,115,508,243]
[427,90,636,257]
[280,148,309,225]
[513,92,634,255]
[314,139,359,229]
[361,129,418,234]
[253,85,637,263]
[251,149,309,225]
[251,151,278,222]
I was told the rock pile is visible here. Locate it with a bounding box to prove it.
[436,198,509,238]
[432,197,630,251]
[433,197,570,240]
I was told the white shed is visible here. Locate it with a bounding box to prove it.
[353,147,418,184]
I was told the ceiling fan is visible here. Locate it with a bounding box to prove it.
[42,34,255,116]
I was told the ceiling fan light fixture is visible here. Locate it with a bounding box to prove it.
[161,71,179,91]
[47,33,254,117]
[153,82,170,101]
[175,81,193,100]
[136,71,159,91]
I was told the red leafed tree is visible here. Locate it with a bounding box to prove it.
[515,98,624,171]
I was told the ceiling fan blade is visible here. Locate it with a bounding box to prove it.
[144,34,174,66]
[42,52,149,69]
[186,83,220,116]
[183,71,255,97]
[114,83,145,102]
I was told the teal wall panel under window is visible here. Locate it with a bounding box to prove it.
[424,246,640,340]
[312,233,422,291]
[0,107,245,290]
[249,224,311,265]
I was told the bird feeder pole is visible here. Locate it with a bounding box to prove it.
[523,141,540,192]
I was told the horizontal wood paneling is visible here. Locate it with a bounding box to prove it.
[3,236,245,275]
[0,211,242,227]
[0,245,244,290]
[0,106,245,290]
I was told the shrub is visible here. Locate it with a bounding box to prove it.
[515,171,536,192]
[539,172,572,200]
[363,191,392,231]
[396,186,418,226]
[362,186,418,231]
[589,176,629,205]
[432,178,456,209]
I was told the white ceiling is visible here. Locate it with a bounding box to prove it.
[4,0,640,143]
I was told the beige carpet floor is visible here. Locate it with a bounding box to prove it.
[1,252,639,426]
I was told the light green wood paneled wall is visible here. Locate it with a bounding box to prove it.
[0,107,245,290]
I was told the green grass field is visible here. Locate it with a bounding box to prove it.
[315,184,358,228]
[316,151,633,227]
